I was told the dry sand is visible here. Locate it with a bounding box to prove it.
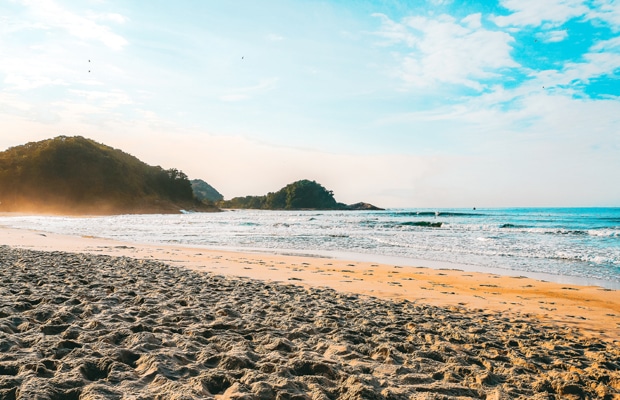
[1,226,620,399]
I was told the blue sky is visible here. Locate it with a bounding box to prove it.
[1,0,619,207]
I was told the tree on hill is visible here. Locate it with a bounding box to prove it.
[0,136,215,214]
[191,179,224,202]
[219,179,347,210]
[284,179,339,209]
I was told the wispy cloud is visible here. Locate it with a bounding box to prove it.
[219,78,279,102]
[535,29,568,42]
[493,0,589,28]
[4,74,66,91]
[0,1,130,97]
[374,13,517,90]
[20,0,128,50]
[427,0,453,6]
[589,0,620,31]
[371,13,417,46]
[88,12,128,25]
[266,33,284,42]
[0,44,72,92]
[68,89,134,109]
[529,36,620,92]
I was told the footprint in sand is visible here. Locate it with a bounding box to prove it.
[2,247,617,400]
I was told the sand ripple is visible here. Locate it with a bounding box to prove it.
[1,246,619,399]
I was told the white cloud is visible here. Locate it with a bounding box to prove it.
[531,36,620,88]
[590,35,620,52]
[377,13,618,100]
[375,14,517,90]
[0,91,36,114]
[0,86,137,130]
[95,12,128,24]
[19,0,128,50]
[428,0,453,6]
[266,33,284,41]
[0,16,46,34]
[0,43,75,92]
[462,13,482,29]
[219,78,279,102]
[493,0,589,27]
[536,29,568,42]
[371,13,417,47]
[4,74,66,90]
[67,89,134,109]
[590,0,620,31]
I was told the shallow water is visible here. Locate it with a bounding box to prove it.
[1,207,619,287]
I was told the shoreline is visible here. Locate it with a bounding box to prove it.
[2,209,618,292]
[226,246,620,291]
[1,225,619,343]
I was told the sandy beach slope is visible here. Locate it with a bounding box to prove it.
[2,226,619,342]
[1,226,620,399]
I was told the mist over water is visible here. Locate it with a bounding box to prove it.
[2,208,619,288]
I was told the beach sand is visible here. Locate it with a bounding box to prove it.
[1,226,620,399]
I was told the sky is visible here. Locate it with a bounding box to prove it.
[1,0,619,208]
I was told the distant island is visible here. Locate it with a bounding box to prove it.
[218,179,383,211]
[0,136,218,214]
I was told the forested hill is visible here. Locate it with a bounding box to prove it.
[218,179,383,210]
[0,136,218,214]
[191,179,224,202]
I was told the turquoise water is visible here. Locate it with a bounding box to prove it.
[1,208,619,288]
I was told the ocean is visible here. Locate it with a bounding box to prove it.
[1,208,619,289]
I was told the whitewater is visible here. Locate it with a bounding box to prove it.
[1,207,619,289]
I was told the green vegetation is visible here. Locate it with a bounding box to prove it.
[191,179,224,202]
[218,179,382,210]
[219,179,344,210]
[0,136,380,214]
[0,136,218,214]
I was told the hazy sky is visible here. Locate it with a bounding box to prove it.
[1,0,619,207]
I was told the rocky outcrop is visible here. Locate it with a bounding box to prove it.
[346,202,384,211]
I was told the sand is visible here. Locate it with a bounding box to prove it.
[1,226,620,399]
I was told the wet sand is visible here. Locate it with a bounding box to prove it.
[1,226,620,399]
